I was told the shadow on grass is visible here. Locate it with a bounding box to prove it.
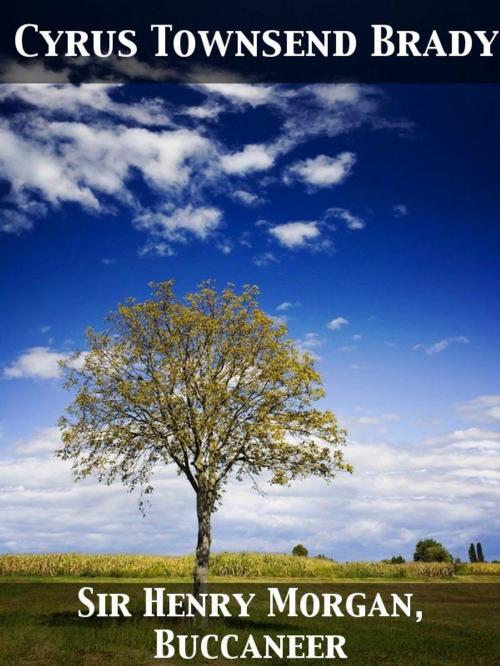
[222,615,300,632]
[40,610,300,634]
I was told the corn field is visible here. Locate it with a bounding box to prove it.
[455,562,500,575]
[0,552,483,578]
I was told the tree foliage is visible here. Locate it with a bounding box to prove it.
[469,543,478,563]
[413,539,452,563]
[476,542,485,563]
[59,280,350,503]
[292,544,309,557]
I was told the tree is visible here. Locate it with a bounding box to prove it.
[381,556,405,564]
[292,544,308,557]
[58,281,350,595]
[468,543,478,563]
[476,542,485,563]
[413,539,453,563]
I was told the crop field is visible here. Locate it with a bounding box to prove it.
[1,552,499,580]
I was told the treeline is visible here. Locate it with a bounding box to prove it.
[375,540,491,566]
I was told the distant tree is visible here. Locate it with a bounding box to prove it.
[413,539,453,563]
[468,543,478,563]
[390,555,406,564]
[476,542,485,563]
[58,281,350,597]
[292,544,309,557]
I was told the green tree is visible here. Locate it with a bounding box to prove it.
[292,544,309,557]
[413,539,453,563]
[58,281,350,595]
[390,555,406,564]
[468,543,478,563]
[476,542,485,563]
[381,555,405,564]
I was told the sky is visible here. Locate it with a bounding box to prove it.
[0,77,499,562]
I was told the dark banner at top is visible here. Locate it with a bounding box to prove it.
[1,0,500,82]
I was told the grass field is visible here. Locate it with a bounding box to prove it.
[0,554,498,664]
[0,581,499,665]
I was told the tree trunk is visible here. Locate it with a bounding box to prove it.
[193,489,212,599]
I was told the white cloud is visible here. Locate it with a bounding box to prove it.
[231,189,263,206]
[1,422,498,560]
[216,239,233,255]
[15,427,60,455]
[182,101,224,120]
[253,252,279,267]
[276,302,292,312]
[268,221,320,249]
[0,83,172,126]
[220,143,276,175]
[0,80,399,257]
[0,433,198,554]
[326,207,365,230]
[138,240,176,258]
[348,413,400,427]
[3,347,70,379]
[134,205,223,248]
[0,209,34,234]
[456,395,500,424]
[276,301,301,312]
[286,152,356,188]
[327,317,349,331]
[0,125,99,209]
[393,204,408,217]
[4,347,86,380]
[425,336,470,355]
[309,83,366,107]
[424,427,500,447]
[296,332,323,349]
[412,337,469,355]
[0,121,212,210]
[197,82,277,107]
[295,332,323,360]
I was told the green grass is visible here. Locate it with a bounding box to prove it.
[0,581,499,664]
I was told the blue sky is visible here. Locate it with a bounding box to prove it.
[0,79,499,561]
